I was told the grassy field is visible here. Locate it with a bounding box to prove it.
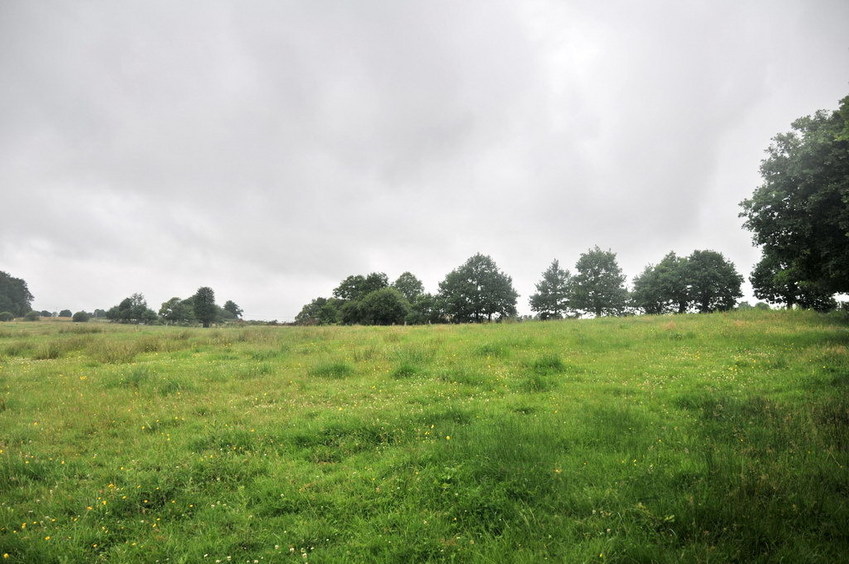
[0,310,847,563]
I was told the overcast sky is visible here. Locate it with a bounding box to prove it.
[2,1,848,320]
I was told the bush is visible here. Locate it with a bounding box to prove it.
[72,311,91,323]
[0,312,13,322]
[23,311,40,321]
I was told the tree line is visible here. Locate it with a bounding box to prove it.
[104,288,243,327]
[294,247,745,325]
[0,279,243,327]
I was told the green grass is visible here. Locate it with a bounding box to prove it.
[0,310,847,562]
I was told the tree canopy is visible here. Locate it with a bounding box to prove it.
[686,250,743,313]
[392,272,425,302]
[438,254,518,323]
[159,297,196,324]
[333,273,389,302]
[0,271,34,317]
[106,293,158,323]
[193,287,217,328]
[529,259,571,319]
[741,95,849,305]
[355,287,410,325]
[295,297,343,325]
[749,253,835,311]
[223,300,243,319]
[570,247,628,317]
[631,252,689,314]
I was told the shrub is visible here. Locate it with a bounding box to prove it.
[0,312,13,322]
[72,311,91,323]
[23,311,40,321]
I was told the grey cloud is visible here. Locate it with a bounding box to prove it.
[1,0,847,318]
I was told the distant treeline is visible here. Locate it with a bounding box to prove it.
[0,281,244,327]
[293,247,754,326]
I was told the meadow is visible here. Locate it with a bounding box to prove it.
[0,310,847,563]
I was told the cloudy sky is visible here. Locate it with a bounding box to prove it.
[2,1,848,320]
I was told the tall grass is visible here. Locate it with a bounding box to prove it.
[0,310,846,562]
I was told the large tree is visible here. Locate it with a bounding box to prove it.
[392,272,425,302]
[740,95,849,299]
[438,253,518,323]
[406,293,443,325]
[355,287,410,325]
[332,272,389,302]
[631,252,690,314]
[529,259,572,319]
[106,293,157,323]
[159,297,196,324]
[295,297,342,325]
[223,300,243,319]
[570,247,628,317]
[0,271,34,317]
[686,250,743,313]
[749,253,835,312]
[193,287,217,328]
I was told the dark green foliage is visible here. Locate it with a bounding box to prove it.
[0,271,34,317]
[333,272,389,302]
[406,293,443,325]
[632,252,690,314]
[571,246,628,317]
[106,293,158,323]
[392,272,424,302]
[302,272,430,326]
[23,311,40,321]
[750,253,836,311]
[529,259,572,319]
[633,250,743,314]
[223,300,243,319]
[741,95,849,300]
[0,312,13,322]
[193,286,217,328]
[354,288,410,325]
[295,297,342,325]
[71,311,91,322]
[59,309,72,318]
[328,272,399,325]
[438,253,518,322]
[687,250,743,312]
[159,297,196,324]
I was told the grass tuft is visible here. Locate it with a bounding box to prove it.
[530,353,567,375]
[390,362,420,379]
[309,359,354,379]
